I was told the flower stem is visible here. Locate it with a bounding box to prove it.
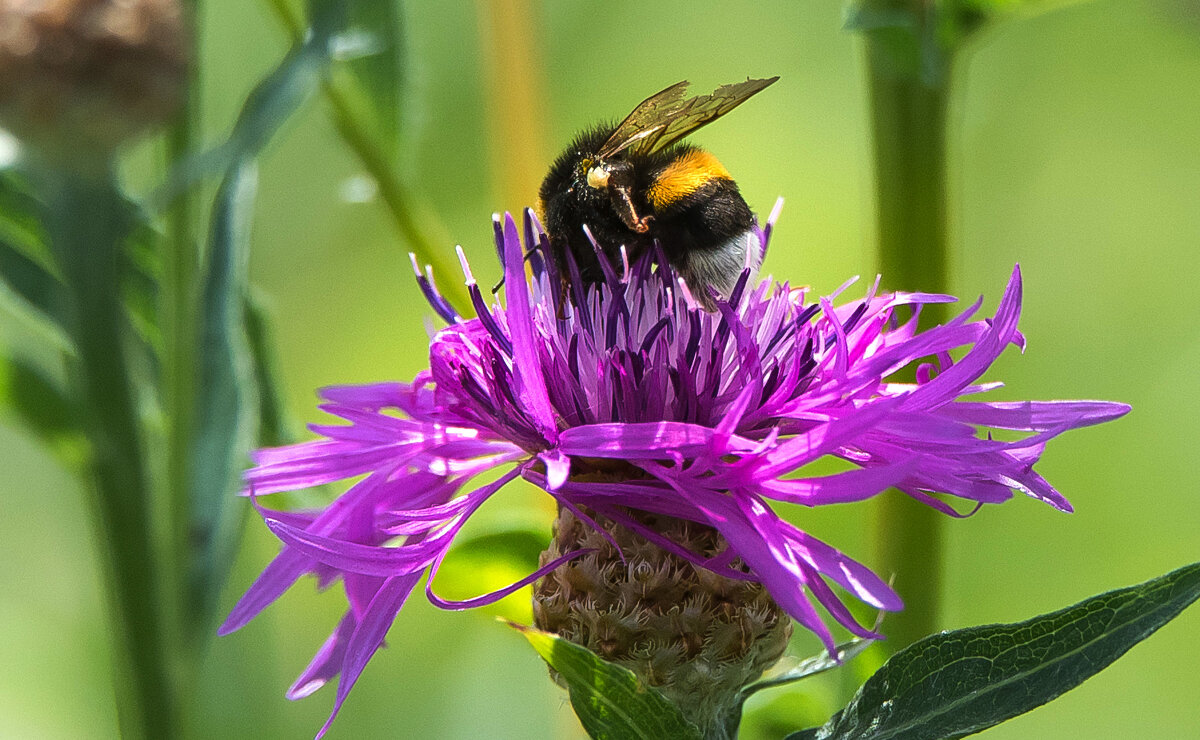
[165,0,202,668]
[323,89,467,309]
[47,166,176,739]
[862,17,952,651]
[263,0,469,313]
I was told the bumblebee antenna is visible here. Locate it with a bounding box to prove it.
[491,246,541,294]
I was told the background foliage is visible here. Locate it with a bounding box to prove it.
[1,1,1197,737]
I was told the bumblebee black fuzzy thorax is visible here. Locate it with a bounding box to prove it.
[537,77,777,310]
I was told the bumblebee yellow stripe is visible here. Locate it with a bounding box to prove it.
[646,150,732,210]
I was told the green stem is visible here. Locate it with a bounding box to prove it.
[164,2,205,697]
[863,23,952,651]
[324,91,465,304]
[48,166,176,739]
[264,0,468,313]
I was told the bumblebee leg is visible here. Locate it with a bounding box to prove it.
[608,181,652,233]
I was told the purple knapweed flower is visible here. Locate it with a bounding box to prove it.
[219,203,1129,735]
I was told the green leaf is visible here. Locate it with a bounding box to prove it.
[220,3,338,159]
[261,0,467,315]
[845,1,949,85]
[153,0,346,209]
[243,290,337,512]
[511,623,702,740]
[1,167,167,387]
[183,0,353,633]
[0,170,69,339]
[0,352,84,463]
[791,561,1200,740]
[121,219,166,374]
[450,528,548,564]
[957,0,1094,20]
[0,236,65,328]
[187,161,260,630]
[243,291,294,449]
[0,169,49,256]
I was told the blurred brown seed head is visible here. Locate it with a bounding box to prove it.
[0,0,188,159]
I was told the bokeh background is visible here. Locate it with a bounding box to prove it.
[3,0,1199,737]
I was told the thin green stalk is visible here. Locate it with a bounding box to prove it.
[165,0,204,676]
[861,13,953,651]
[324,91,462,297]
[265,0,468,312]
[48,166,176,739]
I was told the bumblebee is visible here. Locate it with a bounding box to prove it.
[538,76,778,309]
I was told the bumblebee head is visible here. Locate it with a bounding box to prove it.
[580,157,634,197]
[579,156,617,192]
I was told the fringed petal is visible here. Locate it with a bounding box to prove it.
[228,208,1127,735]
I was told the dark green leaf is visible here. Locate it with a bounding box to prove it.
[0,169,49,256]
[243,291,294,449]
[0,236,65,328]
[0,352,84,461]
[121,219,165,365]
[796,561,1200,740]
[511,624,701,740]
[0,170,67,334]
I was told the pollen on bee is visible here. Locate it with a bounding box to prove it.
[586,166,610,189]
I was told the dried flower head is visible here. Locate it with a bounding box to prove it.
[221,205,1128,736]
[0,0,188,157]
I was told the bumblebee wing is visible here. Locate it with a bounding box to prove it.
[597,77,778,160]
[595,80,692,159]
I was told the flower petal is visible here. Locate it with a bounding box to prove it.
[315,573,422,739]
[759,459,918,506]
[287,612,353,700]
[502,213,558,442]
[540,449,571,490]
[557,421,756,458]
[939,399,1131,431]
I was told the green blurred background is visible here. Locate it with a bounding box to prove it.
[3,0,1199,737]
